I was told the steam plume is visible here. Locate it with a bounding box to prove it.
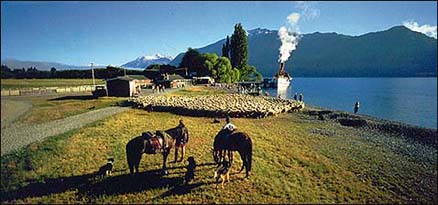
[278,12,301,63]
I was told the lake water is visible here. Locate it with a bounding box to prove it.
[264,78,437,129]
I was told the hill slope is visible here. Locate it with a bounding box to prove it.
[170,26,437,77]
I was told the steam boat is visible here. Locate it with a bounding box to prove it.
[273,62,291,89]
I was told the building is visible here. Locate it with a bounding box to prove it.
[193,76,215,85]
[157,74,192,88]
[126,75,153,88]
[106,75,151,97]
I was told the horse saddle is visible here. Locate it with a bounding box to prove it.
[142,131,168,154]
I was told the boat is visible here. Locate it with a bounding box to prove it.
[273,62,291,89]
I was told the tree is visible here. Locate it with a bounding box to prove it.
[202,53,218,77]
[222,35,230,59]
[179,48,205,76]
[50,67,57,78]
[230,23,248,70]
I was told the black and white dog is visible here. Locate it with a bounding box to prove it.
[96,158,114,178]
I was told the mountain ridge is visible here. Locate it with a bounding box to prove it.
[170,25,437,77]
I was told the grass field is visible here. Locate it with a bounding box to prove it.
[1,88,436,203]
[1,79,105,89]
[11,95,126,126]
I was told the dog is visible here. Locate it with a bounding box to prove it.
[213,161,231,189]
[96,158,114,178]
[185,156,196,185]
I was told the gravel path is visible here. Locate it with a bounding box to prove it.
[1,99,32,129]
[1,106,129,156]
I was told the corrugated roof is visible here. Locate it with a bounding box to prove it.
[106,75,150,82]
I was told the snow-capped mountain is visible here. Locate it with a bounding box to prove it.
[247,28,274,36]
[121,54,173,68]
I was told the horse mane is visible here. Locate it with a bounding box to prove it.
[165,124,188,140]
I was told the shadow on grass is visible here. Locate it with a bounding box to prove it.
[1,162,218,202]
[48,95,97,101]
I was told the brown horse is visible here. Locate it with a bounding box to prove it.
[126,123,189,175]
[213,130,253,177]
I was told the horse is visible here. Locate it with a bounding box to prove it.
[212,129,253,178]
[126,123,189,175]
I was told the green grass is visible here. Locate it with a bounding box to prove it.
[1,108,436,203]
[1,79,105,89]
[1,86,436,203]
[11,95,127,126]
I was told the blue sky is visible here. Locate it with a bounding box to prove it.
[1,1,437,66]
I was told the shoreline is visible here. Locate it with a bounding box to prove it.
[209,85,437,147]
[302,104,437,147]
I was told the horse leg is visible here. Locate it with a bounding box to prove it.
[173,146,179,163]
[134,154,141,174]
[237,151,245,174]
[162,150,169,175]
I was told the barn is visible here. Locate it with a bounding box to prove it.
[161,74,192,88]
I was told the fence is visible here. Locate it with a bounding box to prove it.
[0,84,106,96]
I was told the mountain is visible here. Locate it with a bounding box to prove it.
[121,54,173,69]
[170,26,437,77]
[1,59,89,70]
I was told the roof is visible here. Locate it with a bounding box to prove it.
[106,76,135,82]
[106,75,150,82]
[126,75,149,80]
[166,74,185,81]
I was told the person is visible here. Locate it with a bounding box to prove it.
[174,119,189,162]
[222,116,236,141]
[299,93,303,102]
[354,101,360,114]
[294,93,298,101]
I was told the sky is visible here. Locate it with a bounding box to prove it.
[1,1,437,66]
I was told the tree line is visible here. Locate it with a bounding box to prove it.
[0,65,146,79]
[179,23,262,83]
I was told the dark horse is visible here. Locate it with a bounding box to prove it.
[126,123,189,175]
[213,129,253,177]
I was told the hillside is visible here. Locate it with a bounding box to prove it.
[1,59,88,71]
[170,26,437,77]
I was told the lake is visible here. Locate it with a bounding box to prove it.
[264,78,437,129]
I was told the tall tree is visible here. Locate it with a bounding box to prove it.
[179,48,205,76]
[230,23,248,70]
[221,35,230,59]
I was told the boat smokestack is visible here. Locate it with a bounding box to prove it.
[279,62,285,75]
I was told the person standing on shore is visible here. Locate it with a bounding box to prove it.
[354,101,360,114]
[299,93,303,102]
[294,93,298,101]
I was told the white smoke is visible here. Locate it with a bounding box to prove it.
[403,21,437,39]
[278,2,320,63]
[278,11,301,63]
[287,13,300,26]
[278,27,299,63]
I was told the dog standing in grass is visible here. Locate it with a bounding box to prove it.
[185,157,196,185]
[96,158,114,179]
[213,161,231,189]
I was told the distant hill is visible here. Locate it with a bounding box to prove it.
[121,54,173,69]
[1,59,89,71]
[170,26,437,77]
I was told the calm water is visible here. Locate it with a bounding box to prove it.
[264,78,437,129]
